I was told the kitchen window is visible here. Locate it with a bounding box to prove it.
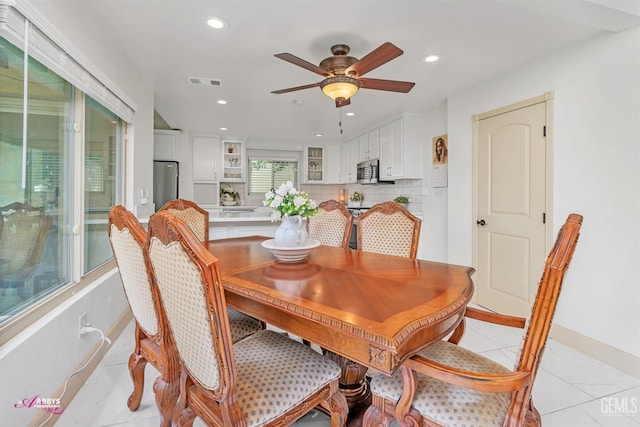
[248,158,298,194]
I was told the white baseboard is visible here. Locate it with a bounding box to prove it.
[28,308,133,427]
[550,324,640,378]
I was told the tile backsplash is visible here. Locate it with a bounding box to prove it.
[229,179,423,213]
[302,180,423,212]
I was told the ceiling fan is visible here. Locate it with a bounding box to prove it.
[271,42,415,108]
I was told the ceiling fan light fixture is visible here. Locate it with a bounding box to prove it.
[320,76,360,101]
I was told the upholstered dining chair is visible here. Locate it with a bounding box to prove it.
[357,201,421,259]
[0,202,52,297]
[307,199,353,248]
[146,211,349,427]
[108,205,179,426]
[108,206,263,426]
[363,213,583,427]
[158,198,209,241]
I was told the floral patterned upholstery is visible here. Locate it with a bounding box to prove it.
[109,225,158,335]
[358,202,421,258]
[307,200,352,248]
[370,341,511,427]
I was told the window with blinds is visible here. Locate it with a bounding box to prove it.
[249,159,298,194]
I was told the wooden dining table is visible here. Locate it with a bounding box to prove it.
[206,235,475,425]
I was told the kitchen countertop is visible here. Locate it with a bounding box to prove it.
[208,207,275,223]
[209,211,274,223]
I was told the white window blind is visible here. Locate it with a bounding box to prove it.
[249,158,298,194]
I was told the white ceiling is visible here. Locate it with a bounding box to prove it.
[81,0,639,142]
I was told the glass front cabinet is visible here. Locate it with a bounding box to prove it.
[222,140,244,181]
[305,145,324,183]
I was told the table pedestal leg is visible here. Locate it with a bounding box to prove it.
[323,350,371,427]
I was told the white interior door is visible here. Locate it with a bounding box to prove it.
[475,101,548,317]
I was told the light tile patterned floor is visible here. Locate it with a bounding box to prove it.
[53,315,639,427]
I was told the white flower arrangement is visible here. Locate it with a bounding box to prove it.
[263,181,318,221]
[220,184,239,201]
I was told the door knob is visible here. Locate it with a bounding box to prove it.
[476,219,487,226]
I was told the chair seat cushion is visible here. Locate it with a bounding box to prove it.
[227,307,263,343]
[370,340,512,427]
[234,330,341,427]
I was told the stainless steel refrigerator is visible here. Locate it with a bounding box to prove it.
[153,160,179,211]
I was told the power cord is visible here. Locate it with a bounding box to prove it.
[38,327,110,427]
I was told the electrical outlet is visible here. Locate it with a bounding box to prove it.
[78,312,87,338]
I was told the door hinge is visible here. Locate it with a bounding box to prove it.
[543,212,546,224]
[543,125,546,137]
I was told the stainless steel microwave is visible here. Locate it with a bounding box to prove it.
[356,159,379,184]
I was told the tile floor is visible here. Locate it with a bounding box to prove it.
[54,314,639,427]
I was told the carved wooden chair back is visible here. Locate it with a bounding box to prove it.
[107,205,179,426]
[0,202,52,282]
[357,201,421,259]
[147,211,348,427]
[307,199,353,248]
[158,198,209,241]
[363,213,583,427]
[108,206,263,424]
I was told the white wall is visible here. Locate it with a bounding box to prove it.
[0,2,155,425]
[420,103,449,263]
[447,27,640,357]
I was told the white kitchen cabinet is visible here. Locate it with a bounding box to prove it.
[304,145,324,183]
[368,129,380,160]
[379,114,423,181]
[222,139,245,181]
[340,139,358,183]
[325,144,341,184]
[154,130,180,160]
[358,129,380,161]
[192,135,220,181]
[350,140,359,179]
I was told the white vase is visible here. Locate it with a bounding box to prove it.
[274,215,308,247]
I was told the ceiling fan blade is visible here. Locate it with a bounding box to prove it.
[271,82,320,94]
[335,98,351,108]
[274,53,331,77]
[359,78,415,93]
[345,42,403,78]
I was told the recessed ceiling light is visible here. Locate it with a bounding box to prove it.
[217,99,227,105]
[293,100,304,106]
[424,54,442,63]
[345,112,355,117]
[315,133,323,137]
[220,127,228,131]
[206,17,228,29]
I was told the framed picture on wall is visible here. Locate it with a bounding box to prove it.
[432,134,448,165]
[432,134,448,187]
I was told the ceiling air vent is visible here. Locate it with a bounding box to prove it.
[188,76,222,86]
